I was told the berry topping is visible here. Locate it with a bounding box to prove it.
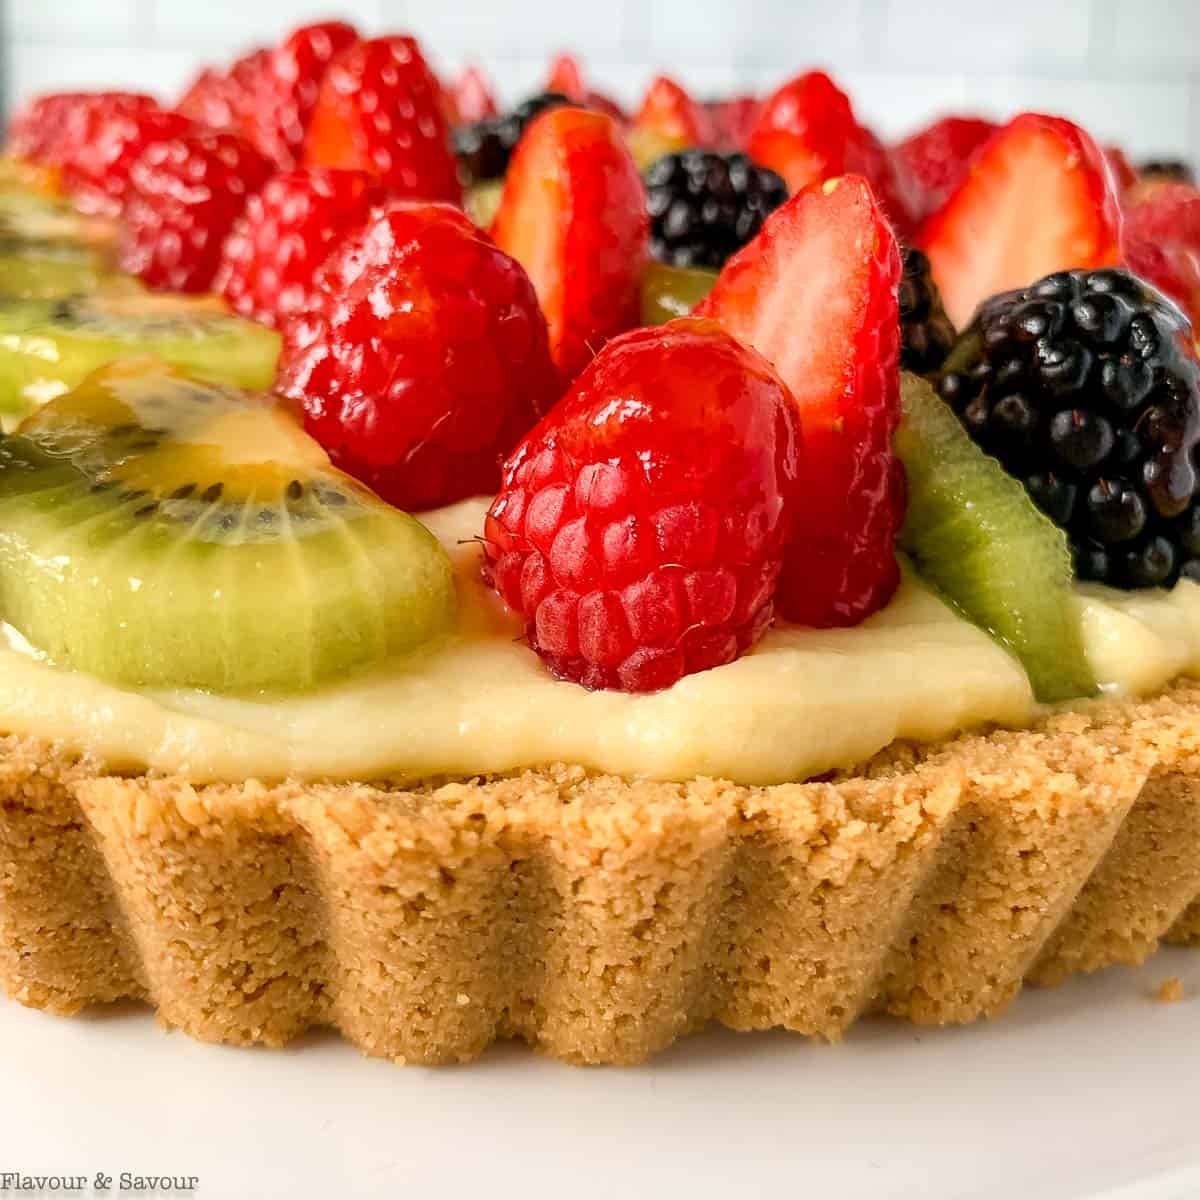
[119,129,273,292]
[899,247,957,375]
[492,106,648,381]
[645,150,788,269]
[60,107,195,217]
[938,268,1200,589]
[894,115,997,223]
[277,203,559,512]
[453,91,571,185]
[544,53,625,122]
[1122,182,1200,328]
[176,47,269,134]
[697,174,904,627]
[482,319,801,691]
[628,76,714,166]
[706,95,759,152]
[9,92,158,169]
[746,71,916,235]
[214,167,386,328]
[303,35,460,203]
[243,20,359,169]
[450,66,498,125]
[918,113,1122,330]
[1139,159,1194,186]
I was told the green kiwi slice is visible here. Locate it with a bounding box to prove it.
[0,356,456,693]
[0,291,280,427]
[895,372,1095,703]
[640,262,717,326]
[0,184,119,251]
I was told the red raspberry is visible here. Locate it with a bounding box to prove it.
[61,107,195,217]
[9,92,158,167]
[894,115,997,223]
[119,130,273,292]
[215,166,384,327]
[176,47,269,134]
[1123,182,1200,327]
[303,36,460,204]
[243,20,359,169]
[697,175,903,627]
[276,203,560,511]
[747,71,916,235]
[482,319,801,692]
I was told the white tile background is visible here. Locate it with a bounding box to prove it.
[3,0,1198,160]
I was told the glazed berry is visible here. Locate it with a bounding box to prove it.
[9,91,158,168]
[214,167,385,328]
[60,107,195,217]
[177,47,269,134]
[644,150,787,269]
[450,65,498,125]
[119,129,273,292]
[747,71,916,235]
[243,20,359,169]
[492,106,648,381]
[899,247,956,375]
[895,115,996,222]
[698,174,903,627]
[303,35,460,204]
[453,91,570,185]
[627,77,714,167]
[938,268,1200,589]
[918,114,1121,329]
[1123,183,1200,329]
[277,203,560,512]
[482,320,801,692]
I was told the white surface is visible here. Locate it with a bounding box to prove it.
[4,0,1199,159]
[1,948,1199,1199]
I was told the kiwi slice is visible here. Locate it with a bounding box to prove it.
[895,372,1096,703]
[0,185,118,252]
[640,262,718,325]
[0,356,456,693]
[0,290,280,428]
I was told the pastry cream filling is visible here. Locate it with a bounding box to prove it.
[1,497,1199,788]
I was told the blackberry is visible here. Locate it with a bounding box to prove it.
[1138,158,1194,185]
[938,269,1200,589]
[899,247,956,375]
[453,92,570,184]
[645,150,788,269]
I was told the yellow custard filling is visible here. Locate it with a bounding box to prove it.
[2,497,1200,787]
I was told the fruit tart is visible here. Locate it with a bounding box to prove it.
[2,29,1200,1067]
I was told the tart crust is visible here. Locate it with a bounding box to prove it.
[2,683,1200,1065]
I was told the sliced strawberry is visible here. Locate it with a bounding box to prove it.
[1123,182,1200,326]
[492,106,648,382]
[918,113,1122,329]
[303,35,460,203]
[746,71,915,235]
[632,76,713,146]
[894,115,997,221]
[697,174,903,627]
[544,52,626,123]
[1104,144,1138,195]
[451,65,498,124]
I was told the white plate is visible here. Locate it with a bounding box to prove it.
[2,947,1199,1200]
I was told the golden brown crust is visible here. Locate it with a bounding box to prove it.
[2,683,1200,1065]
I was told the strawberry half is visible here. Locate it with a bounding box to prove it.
[1123,182,1200,327]
[628,75,714,168]
[697,174,903,627]
[707,95,759,151]
[303,35,460,203]
[544,53,626,122]
[492,106,648,382]
[746,72,915,236]
[918,113,1122,329]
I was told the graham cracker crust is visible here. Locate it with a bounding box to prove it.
[2,682,1199,1065]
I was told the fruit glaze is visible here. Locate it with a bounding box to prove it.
[3,24,1200,788]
